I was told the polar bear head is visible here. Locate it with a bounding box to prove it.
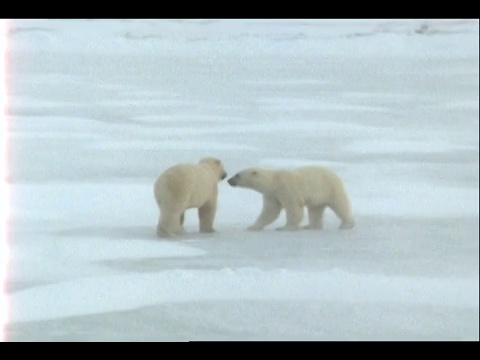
[199,157,227,181]
[227,168,276,194]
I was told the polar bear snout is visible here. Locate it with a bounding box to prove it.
[221,171,228,180]
[227,174,239,186]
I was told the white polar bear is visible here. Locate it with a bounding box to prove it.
[227,166,354,231]
[154,157,227,237]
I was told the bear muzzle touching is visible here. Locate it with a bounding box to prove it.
[221,171,227,180]
[227,173,240,186]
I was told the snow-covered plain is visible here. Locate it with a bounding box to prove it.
[3,19,479,341]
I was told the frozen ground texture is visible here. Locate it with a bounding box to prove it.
[4,19,479,341]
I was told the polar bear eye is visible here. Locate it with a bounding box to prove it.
[251,171,257,176]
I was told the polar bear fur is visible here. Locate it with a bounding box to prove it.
[154,157,227,237]
[227,166,354,231]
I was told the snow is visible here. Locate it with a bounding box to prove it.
[2,19,479,341]
[8,269,478,323]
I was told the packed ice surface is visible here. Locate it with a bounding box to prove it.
[3,19,479,341]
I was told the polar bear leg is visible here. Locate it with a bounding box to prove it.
[199,201,217,233]
[304,205,326,230]
[276,203,303,231]
[330,201,355,229]
[248,196,282,231]
[339,219,355,229]
[157,207,184,237]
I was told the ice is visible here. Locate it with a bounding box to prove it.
[2,19,479,341]
[8,269,478,323]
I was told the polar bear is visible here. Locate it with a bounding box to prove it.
[154,157,227,237]
[227,166,354,231]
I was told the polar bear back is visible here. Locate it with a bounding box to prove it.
[291,166,346,206]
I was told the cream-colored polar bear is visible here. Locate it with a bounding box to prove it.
[154,157,227,237]
[227,166,354,231]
